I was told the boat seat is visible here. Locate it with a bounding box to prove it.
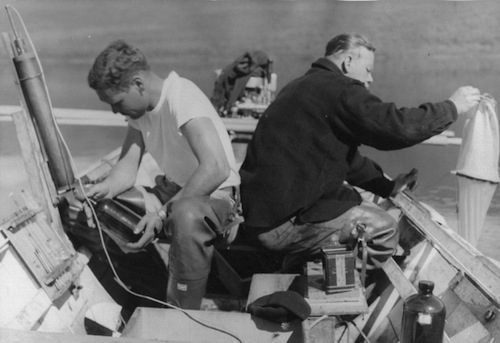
[246,266,369,318]
[243,271,368,343]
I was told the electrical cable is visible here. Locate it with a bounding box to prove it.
[335,319,372,343]
[336,322,348,343]
[6,5,246,343]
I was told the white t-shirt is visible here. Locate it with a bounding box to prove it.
[128,71,240,191]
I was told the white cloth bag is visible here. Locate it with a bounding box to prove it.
[454,94,499,246]
[455,94,500,182]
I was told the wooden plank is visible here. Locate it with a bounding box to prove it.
[363,239,430,341]
[246,273,367,317]
[11,111,58,224]
[305,262,368,316]
[302,316,337,343]
[0,328,168,343]
[444,275,499,342]
[2,35,62,230]
[12,112,65,234]
[4,289,52,330]
[0,242,41,326]
[392,191,500,306]
[445,299,491,343]
[404,242,493,342]
[451,290,500,340]
[352,281,396,343]
[0,105,128,127]
[122,307,302,343]
[450,321,492,343]
[1,105,461,146]
[382,258,417,300]
[379,256,452,343]
[387,298,405,342]
[1,106,259,133]
[3,194,83,301]
[380,243,493,343]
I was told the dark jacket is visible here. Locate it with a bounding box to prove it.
[240,58,457,229]
[211,50,272,114]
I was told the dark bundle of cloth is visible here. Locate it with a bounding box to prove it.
[247,291,311,324]
[211,50,272,115]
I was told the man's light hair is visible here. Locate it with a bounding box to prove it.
[325,33,375,59]
[88,40,150,92]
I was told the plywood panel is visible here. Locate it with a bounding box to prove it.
[122,307,302,343]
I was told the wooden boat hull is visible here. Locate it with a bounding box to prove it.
[1,107,499,342]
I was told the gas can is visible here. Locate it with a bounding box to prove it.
[401,280,446,343]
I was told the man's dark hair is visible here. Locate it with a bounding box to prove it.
[325,33,375,58]
[88,40,150,91]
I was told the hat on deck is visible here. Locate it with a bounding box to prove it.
[247,291,311,324]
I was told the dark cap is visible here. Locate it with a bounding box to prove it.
[418,280,435,295]
[247,291,311,324]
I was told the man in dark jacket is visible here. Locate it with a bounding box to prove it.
[239,33,481,269]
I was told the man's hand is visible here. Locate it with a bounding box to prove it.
[449,86,481,116]
[74,182,111,203]
[73,182,111,229]
[391,168,418,197]
[127,211,164,250]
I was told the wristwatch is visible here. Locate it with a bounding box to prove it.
[157,208,168,223]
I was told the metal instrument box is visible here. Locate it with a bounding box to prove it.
[321,245,356,294]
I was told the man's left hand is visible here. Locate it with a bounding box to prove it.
[391,168,418,196]
[127,212,163,249]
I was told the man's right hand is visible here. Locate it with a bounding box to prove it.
[74,182,111,228]
[390,168,418,197]
[74,182,110,202]
[127,211,164,250]
[449,86,481,116]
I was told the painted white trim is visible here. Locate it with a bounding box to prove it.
[0,106,127,127]
[0,105,462,145]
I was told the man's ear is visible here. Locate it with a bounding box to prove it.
[341,61,348,74]
[342,55,352,74]
[132,76,145,95]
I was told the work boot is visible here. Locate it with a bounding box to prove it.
[166,275,208,310]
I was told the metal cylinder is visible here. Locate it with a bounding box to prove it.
[95,199,142,243]
[13,52,75,192]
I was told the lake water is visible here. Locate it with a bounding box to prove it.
[0,0,499,259]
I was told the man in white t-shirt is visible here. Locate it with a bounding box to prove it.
[82,40,241,309]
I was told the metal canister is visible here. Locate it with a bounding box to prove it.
[401,280,446,343]
[95,199,142,243]
[321,244,356,294]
